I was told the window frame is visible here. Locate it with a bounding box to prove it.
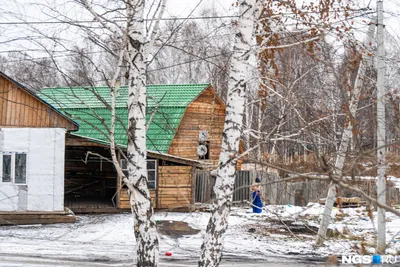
[121,159,157,190]
[146,159,157,190]
[0,152,28,185]
[1,152,13,183]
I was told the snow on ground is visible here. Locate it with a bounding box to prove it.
[0,204,399,264]
[389,176,400,189]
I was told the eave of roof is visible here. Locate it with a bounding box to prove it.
[66,134,208,167]
[0,71,79,131]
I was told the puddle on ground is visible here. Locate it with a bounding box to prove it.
[157,220,200,237]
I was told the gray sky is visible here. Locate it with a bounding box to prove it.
[0,0,233,55]
[0,0,399,58]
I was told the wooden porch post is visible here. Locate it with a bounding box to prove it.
[191,166,197,210]
[116,150,121,208]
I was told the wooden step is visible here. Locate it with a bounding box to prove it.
[0,211,77,225]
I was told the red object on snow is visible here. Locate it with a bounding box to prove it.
[165,252,172,256]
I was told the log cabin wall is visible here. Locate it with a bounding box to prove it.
[157,165,194,209]
[118,189,156,209]
[0,74,77,130]
[117,164,192,210]
[168,87,225,166]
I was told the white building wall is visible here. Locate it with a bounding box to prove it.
[0,128,66,212]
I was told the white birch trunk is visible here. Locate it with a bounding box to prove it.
[315,124,352,245]
[316,20,376,245]
[126,1,160,265]
[270,104,285,162]
[244,98,252,156]
[78,0,166,265]
[257,103,263,159]
[127,50,159,266]
[199,0,257,266]
[270,130,279,162]
[109,41,131,189]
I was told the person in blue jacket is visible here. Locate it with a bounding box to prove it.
[251,177,263,213]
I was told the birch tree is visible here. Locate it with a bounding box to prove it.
[316,20,376,245]
[245,0,355,166]
[78,0,167,265]
[199,1,258,266]
[125,1,164,265]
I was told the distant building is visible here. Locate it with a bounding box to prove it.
[0,71,78,212]
[39,83,236,211]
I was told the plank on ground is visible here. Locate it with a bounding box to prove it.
[0,216,76,225]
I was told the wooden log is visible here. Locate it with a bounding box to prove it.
[0,214,76,225]
[0,211,72,215]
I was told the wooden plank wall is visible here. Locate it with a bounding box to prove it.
[118,189,156,209]
[168,88,225,165]
[0,75,77,130]
[158,165,193,209]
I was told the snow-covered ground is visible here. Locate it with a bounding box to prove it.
[0,204,399,266]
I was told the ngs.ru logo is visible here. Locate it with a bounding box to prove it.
[342,255,400,264]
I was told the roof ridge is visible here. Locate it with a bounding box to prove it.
[42,83,210,90]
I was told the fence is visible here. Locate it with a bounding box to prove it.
[195,170,252,204]
[195,170,400,206]
[232,171,252,202]
[195,171,214,203]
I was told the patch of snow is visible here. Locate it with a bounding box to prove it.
[0,205,399,263]
[388,176,400,189]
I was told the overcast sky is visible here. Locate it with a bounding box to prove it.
[0,0,232,55]
[0,0,399,57]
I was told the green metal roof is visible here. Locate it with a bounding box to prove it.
[39,84,210,153]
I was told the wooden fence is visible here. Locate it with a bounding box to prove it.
[195,170,400,206]
[232,171,252,202]
[195,171,214,203]
[195,170,252,203]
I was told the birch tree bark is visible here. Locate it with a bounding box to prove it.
[125,0,166,265]
[316,20,376,245]
[81,0,167,265]
[199,1,258,266]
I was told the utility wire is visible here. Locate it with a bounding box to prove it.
[148,52,231,72]
[0,8,372,26]
[0,8,378,73]
[0,15,238,25]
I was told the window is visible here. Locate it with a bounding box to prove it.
[147,160,156,189]
[2,154,11,182]
[15,154,27,184]
[121,159,157,189]
[1,152,27,184]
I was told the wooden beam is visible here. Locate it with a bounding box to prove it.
[191,166,196,209]
[65,180,101,194]
[0,212,76,225]
[148,151,204,167]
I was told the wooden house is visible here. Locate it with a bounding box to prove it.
[39,84,230,211]
[0,71,78,223]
